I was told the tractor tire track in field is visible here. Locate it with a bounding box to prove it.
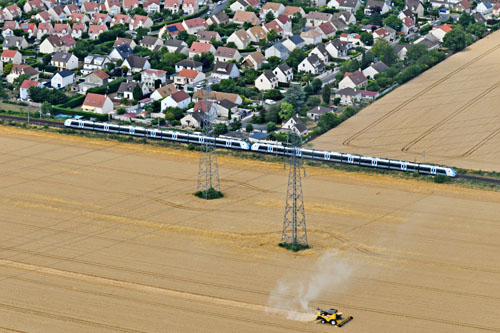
[343,42,500,147]
[461,126,500,157]
[401,80,500,153]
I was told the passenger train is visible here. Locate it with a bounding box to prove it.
[64,119,456,178]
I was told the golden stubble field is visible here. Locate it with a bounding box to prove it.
[312,30,500,172]
[0,127,499,332]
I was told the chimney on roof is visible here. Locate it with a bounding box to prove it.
[317,106,320,110]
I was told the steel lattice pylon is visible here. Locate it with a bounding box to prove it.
[281,133,307,247]
[196,82,220,199]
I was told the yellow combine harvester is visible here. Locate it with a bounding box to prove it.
[316,308,353,327]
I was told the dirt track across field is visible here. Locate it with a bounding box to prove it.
[312,30,500,172]
[1,127,500,332]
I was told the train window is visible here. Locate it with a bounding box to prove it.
[94,124,104,129]
[436,168,447,175]
[83,123,93,128]
[135,129,145,135]
[232,142,241,149]
[377,160,389,167]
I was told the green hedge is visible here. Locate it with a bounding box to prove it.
[150,5,209,31]
[51,106,109,121]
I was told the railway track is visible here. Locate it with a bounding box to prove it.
[0,114,65,128]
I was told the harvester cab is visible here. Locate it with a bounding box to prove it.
[316,308,353,327]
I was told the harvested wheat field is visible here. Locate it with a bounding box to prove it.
[312,30,500,172]
[0,127,500,332]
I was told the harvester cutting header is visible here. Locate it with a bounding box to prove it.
[316,308,353,327]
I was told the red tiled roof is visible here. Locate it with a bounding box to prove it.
[20,80,39,89]
[1,49,18,58]
[83,93,107,107]
[178,68,199,79]
[189,41,212,54]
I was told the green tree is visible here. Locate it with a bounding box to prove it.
[372,39,397,65]
[193,52,215,71]
[322,85,331,104]
[406,43,428,64]
[458,12,474,28]
[361,50,374,69]
[307,95,321,108]
[265,103,280,123]
[266,121,276,132]
[133,84,143,101]
[279,102,295,121]
[360,32,374,46]
[368,12,382,26]
[242,68,258,84]
[443,26,466,52]
[467,22,487,38]
[229,120,242,131]
[213,123,228,136]
[383,15,403,31]
[264,89,283,100]
[419,24,432,35]
[265,11,275,23]
[41,101,52,115]
[245,122,253,132]
[366,80,380,91]
[311,78,323,93]
[283,84,306,112]
[267,29,279,42]
[286,48,307,68]
[3,63,13,75]
[316,112,340,134]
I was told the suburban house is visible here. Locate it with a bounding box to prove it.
[51,52,78,71]
[364,0,391,15]
[230,0,250,12]
[7,64,39,83]
[118,81,149,100]
[82,54,110,75]
[92,13,111,25]
[181,17,207,34]
[282,115,307,136]
[19,80,41,100]
[114,37,137,49]
[140,36,163,51]
[161,90,191,111]
[82,93,113,114]
[3,36,28,49]
[242,51,266,70]
[80,70,109,92]
[53,23,70,37]
[298,54,325,74]
[36,22,52,40]
[123,0,139,12]
[215,99,238,118]
[430,24,452,42]
[2,21,20,37]
[88,24,107,40]
[281,35,305,52]
[129,15,154,30]
[273,63,293,83]
[211,62,240,80]
[305,12,333,27]
[164,39,189,54]
[51,69,74,89]
[227,29,251,50]
[109,43,134,61]
[40,35,75,54]
[141,69,167,89]
[476,0,493,14]
[255,70,278,91]
[180,110,207,128]
[325,39,351,59]
[182,0,198,15]
[0,49,22,64]
[71,23,87,39]
[362,61,388,79]
[215,46,241,62]
[300,29,322,45]
[122,55,151,73]
[4,4,22,20]
[151,83,178,101]
[339,70,368,89]
[197,30,221,44]
[247,26,268,43]
[282,6,306,18]
[405,0,425,16]
[174,69,206,90]
[105,0,121,15]
[207,11,229,26]
[111,14,131,25]
[163,0,181,13]
[232,11,260,26]
[335,87,361,105]
[309,44,330,63]
[264,42,290,60]
[175,59,203,73]
[317,22,337,38]
[189,42,216,58]
[307,106,337,121]
[260,2,285,19]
